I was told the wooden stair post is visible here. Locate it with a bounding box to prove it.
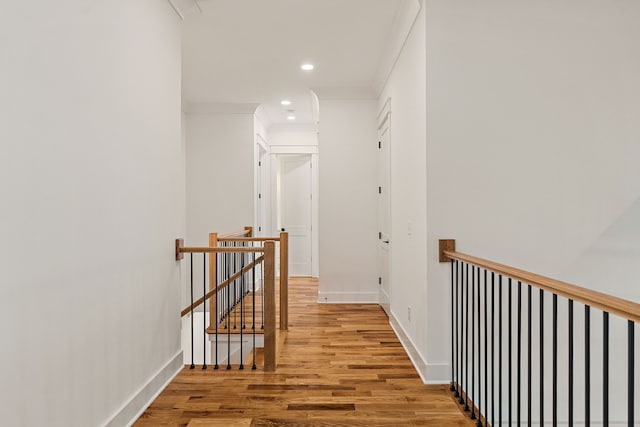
[279,231,289,331]
[263,240,276,371]
[208,232,218,330]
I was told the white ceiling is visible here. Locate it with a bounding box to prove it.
[181,0,406,126]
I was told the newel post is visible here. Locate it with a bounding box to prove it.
[439,239,456,262]
[263,240,276,371]
[279,231,289,331]
[208,233,218,330]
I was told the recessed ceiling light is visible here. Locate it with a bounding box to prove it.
[281,100,291,106]
[287,115,296,121]
[300,63,314,71]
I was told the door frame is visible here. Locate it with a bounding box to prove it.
[377,98,392,315]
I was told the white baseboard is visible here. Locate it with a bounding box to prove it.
[103,350,183,427]
[388,312,449,384]
[317,291,378,304]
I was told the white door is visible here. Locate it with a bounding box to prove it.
[256,145,267,235]
[279,154,312,276]
[378,112,391,315]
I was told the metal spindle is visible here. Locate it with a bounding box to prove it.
[455,261,460,398]
[239,249,245,370]
[553,294,558,426]
[252,251,257,370]
[491,272,495,427]
[540,289,544,426]
[508,278,512,426]
[190,253,195,369]
[528,285,532,427]
[585,305,591,427]
[465,263,470,410]
[451,259,456,391]
[517,281,522,427]
[476,266,482,427]
[227,251,231,370]
[603,312,609,427]
[629,320,634,427]
[498,275,503,427]
[203,253,207,370]
[568,300,573,425]
[214,253,219,369]
[483,269,488,427]
[471,266,476,420]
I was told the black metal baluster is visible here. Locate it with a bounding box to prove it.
[476,266,482,427]
[568,300,573,425]
[451,259,456,392]
[629,320,634,427]
[252,251,257,370]
[508,278,513,426]
[499,275,503,427]
[456,261,461,398]
[214,253,219,369]
[540,289,544,426]
[553,294,558,426]
[585,305,590,427]
[239,249,245,370]
[528,285,532,427]
[603,312,609,427]
[465,263,470,410]
[483,269,488,427]
[491,272,495,427]
[190,253,195,370]
[227,251,231,370]
[518,281,522,427]
[472,266,476,420]
[203,253,207,370]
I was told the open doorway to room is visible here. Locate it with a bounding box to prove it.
[276,154,313,276]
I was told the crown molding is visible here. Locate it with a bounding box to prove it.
[184,102,260,115]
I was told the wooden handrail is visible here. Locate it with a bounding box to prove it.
[180,246,265,254]
[180,255,264,317]
[218,237,281,242]
[439,241,640,323]
[218,226,252,239]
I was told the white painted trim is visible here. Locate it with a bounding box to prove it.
[256,134,269,153]
[270,145,319,154]
[167,0,201,19]
[268,123,319,133]
[311,87,377,100]
[185,102,260,114]
[317,291,379,304]
[388,312,428,383]
[103,350,183,427]
[372,0,422,96]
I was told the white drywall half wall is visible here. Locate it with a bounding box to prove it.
[317,99,378,303]
[186,111,255,245]
[0,1,183,426]
[424,0,640,396]
[377,5,429,380]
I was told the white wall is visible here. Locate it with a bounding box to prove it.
[377,6,429,378]
[186,112,255,245]
[317,99,378,302]
[424,0,640,407]
[0,1,183,426]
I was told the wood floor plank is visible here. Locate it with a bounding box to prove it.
[134,277,472,426]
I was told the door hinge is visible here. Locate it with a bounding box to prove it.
[378,232,382,240]
[378,141,381,149]
[258,226,262,232]
[259,161,261,166]
[378,277,382,285]
[258,193,261,199]
[378,186,382,194]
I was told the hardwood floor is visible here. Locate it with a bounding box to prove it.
[135,277,472,426]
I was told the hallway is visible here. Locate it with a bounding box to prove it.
[135,277,470,426]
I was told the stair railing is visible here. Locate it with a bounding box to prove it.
[175,237,277,371]
[440,239,639,427]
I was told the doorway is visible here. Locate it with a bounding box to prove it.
[378,103,391,315]
[277,154,313,276]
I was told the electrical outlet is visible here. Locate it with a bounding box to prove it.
[407,306,411,322]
